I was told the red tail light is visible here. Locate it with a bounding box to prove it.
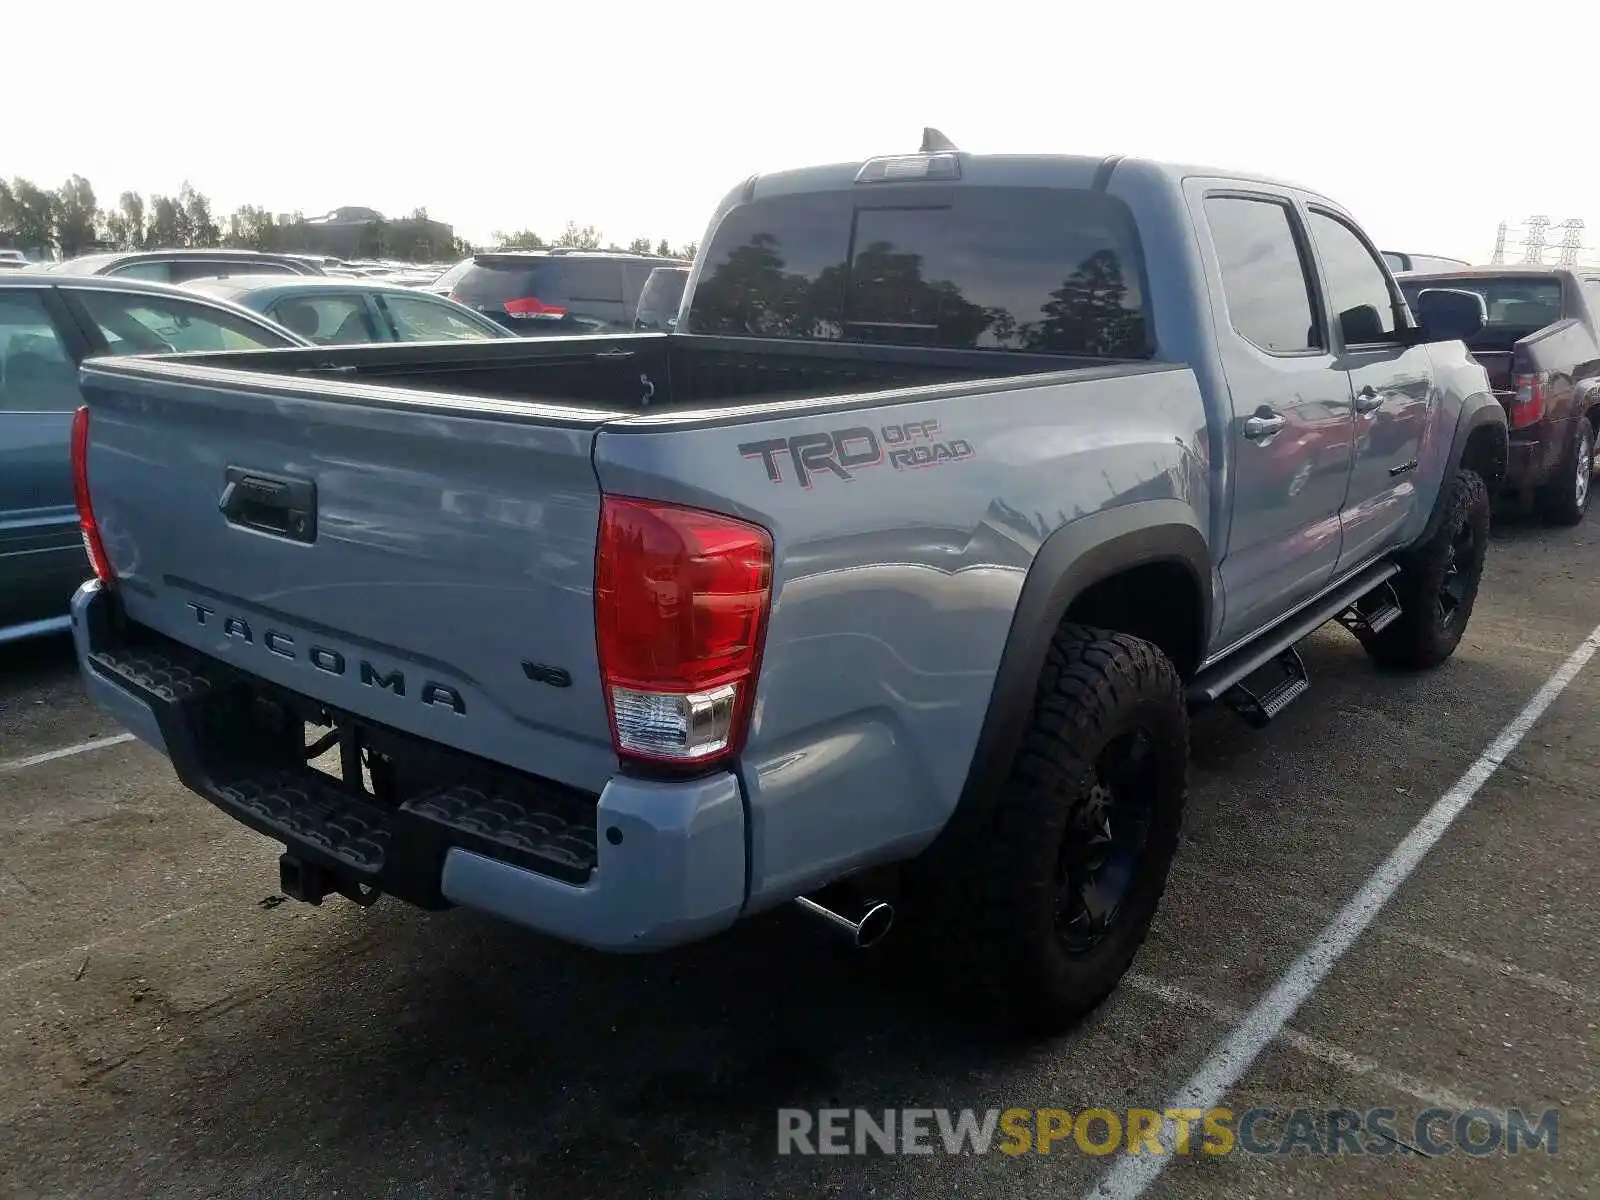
[595,497,773,767]
[71,406,115,585]
[502,296,567,321]
[1511,373,1546,430]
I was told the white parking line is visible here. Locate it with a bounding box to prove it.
[0,732,135,773]
[1088,621,1600,1200]
[1124,974,1485,1113]
[1187,868,1600,1008]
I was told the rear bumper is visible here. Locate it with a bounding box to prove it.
[70,581,747,952]
[1505,416,1575,490]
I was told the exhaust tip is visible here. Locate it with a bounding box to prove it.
[795,894,894,949]
[854,901,894,949]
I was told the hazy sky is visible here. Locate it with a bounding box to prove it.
[6,0,1595,261]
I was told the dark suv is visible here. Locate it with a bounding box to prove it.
[435,250,688,335]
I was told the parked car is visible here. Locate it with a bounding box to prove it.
[1383,250,1472,275]
[0,250,30,272]
[183,275,512,345]
[48,248,327,284]
[68,135,1505,1032]
[0,275,308,644]
[434,249,689,334]
[634,265,689,331]
[1398,267,1600,523]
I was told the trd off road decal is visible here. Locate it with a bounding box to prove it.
[739,419,975,489]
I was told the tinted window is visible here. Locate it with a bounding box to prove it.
[448,257,628,330]
[1203,197,1321,353]
[1308,211,1401,344]
[381,293,503,342]
[76,290,295,355]
[268,294,378,344]
[1398,275,1565,332]
[623,262,661,304]
[169,259,298,283]
[433,258,473,291]
[688,187,1151,358]
[635,268,688,330]
[108,261,174,283]
[0,291,79,412]
[1381,251,1408,273]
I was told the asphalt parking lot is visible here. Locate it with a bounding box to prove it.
[1,499,1596,1200]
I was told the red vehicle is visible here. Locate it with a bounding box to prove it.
[1400,267,1600,524]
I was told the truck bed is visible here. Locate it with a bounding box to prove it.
[150,331,1104,414]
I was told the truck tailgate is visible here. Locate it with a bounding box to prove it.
[78,359,621,794]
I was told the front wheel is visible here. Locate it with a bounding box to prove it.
[1360,468,1489,671]
[909,624,1189,1033]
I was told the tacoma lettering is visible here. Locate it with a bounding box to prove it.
[184,601,465,714]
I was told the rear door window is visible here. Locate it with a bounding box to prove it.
[267,293,381,344]
[73,290,296,354]
[688,187,1151,358]
[379,293,504,341]
[1203,196,1322,353]
[0,290,80,412]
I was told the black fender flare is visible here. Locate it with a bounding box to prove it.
[925,500,1212,859]
[1418,392,1507,547]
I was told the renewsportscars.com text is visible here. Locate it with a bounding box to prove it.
[776,1107,1559,1158]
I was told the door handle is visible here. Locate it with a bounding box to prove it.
[219,466,317,544]
[1354,386,1384,414]
[1242,411,1287,440]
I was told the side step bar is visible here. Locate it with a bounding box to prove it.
[1187,561,1401,708]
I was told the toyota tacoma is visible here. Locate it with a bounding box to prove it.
[68,132,1508,1030]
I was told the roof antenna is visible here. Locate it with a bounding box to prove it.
[920,126,959,153]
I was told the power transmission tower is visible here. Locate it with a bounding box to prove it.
[1522,215,1550,264]
[1490,220,1507,265]
[1556,218,1585,266]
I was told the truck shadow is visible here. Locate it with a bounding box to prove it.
[167,902,1070,1197]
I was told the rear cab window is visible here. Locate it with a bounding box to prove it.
[1397,275,1566,340]
[685,187,1152,358]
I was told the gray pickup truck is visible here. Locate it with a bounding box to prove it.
[69,136,1508,1030]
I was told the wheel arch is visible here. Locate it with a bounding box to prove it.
[927,500,1211,858]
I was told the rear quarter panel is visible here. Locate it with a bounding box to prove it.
[594,365,1209,909]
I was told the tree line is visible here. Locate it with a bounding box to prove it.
[491,221,696,260]
[0,172,696,263]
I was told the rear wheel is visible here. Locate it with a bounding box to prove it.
[910,625,1188,1032]
[1536,419,1593,526]
[1361,468,1489,670]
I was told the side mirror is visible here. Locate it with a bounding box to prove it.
[1413,288,1486,344]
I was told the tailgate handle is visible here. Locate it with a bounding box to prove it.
[219,467,317,544]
